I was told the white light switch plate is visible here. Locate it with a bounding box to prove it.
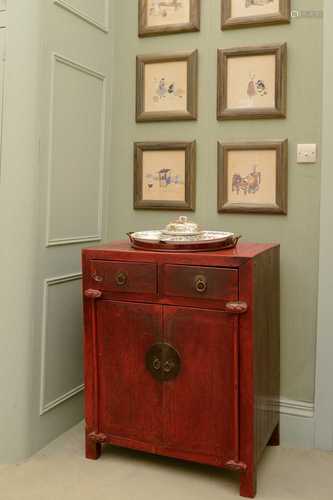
[297,144,317,164]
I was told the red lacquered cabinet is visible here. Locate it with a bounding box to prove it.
[82,241,280,498]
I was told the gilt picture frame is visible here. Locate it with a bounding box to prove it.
[134,141,196,210]
[218,140,288,214]
[139,0,201,37]
[217,44,287,120]
[136,51,198,122]
[221,0,290,30]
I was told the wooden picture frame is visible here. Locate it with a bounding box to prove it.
[218,140,288,214]
[139,0,201,37]
[134,141,196,210]
[136,51,198,122]
[221,0,290,30]
[217,44,287,120]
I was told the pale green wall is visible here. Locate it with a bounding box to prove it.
[314,0,333,449]
[109,0,322,403]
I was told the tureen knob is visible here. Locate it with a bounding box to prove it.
[178,216,188,224]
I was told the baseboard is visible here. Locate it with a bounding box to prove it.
[280,398,315,449]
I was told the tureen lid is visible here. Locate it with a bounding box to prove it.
[162,216,201,236]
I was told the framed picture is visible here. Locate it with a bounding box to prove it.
[217,44,287,120]
[221,0,290,30]
[139,0,201,37]
[134,141,196,210]
[218,140,288,214]
[136,51,198,122]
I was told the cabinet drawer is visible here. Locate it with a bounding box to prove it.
[162,265,238,302]
[90,260,157,295]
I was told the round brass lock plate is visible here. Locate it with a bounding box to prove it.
[146,343,181,382]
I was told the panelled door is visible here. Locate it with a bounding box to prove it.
[163,306,239,462]
[37,0,112,424]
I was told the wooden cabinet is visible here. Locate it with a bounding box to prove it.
[82,241,280,498]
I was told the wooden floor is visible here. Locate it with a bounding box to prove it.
[0,422,332,500]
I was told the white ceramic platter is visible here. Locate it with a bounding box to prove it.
[130,230,235,245]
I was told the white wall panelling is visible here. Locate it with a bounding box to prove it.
[40,273,84,415]
[46,53,106,247]
[54,0,109,32]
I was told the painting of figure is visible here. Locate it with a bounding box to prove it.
[142,150,186,202]
[227,149,277,205]
[153,77,185,103]
[217,44,287,119]
[144,60,188,113]
[227,54,275,110]
[222,0,290,29]
[145,167,183,194]
[231,0,279,18]
[218,142,288,214]
[147,0,190,27]
[139,0,200,36]
[134,141,196,210]
[246,73,268,106]
[137,51,197,122]
[149,0,184,16]
[232,165,262,196]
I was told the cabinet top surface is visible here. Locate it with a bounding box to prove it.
[83,240,279,267]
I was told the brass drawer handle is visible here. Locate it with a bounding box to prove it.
[115,271,128,287]
[92,272,104,283]
[194,274,208,294]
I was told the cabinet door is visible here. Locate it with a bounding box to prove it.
[163,306,239,463]
[97,301,163,444]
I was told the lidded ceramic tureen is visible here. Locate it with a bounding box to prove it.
[127,216,240,252]
[162,216,201,236]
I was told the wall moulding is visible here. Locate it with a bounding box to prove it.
[54,0,109,33]
[40,273,84,415]
[46,53,107,247]
[280,398,314,419]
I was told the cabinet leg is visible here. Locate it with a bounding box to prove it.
[268,423,280,447]
[240,467,257,499]
[85,430,102,460]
